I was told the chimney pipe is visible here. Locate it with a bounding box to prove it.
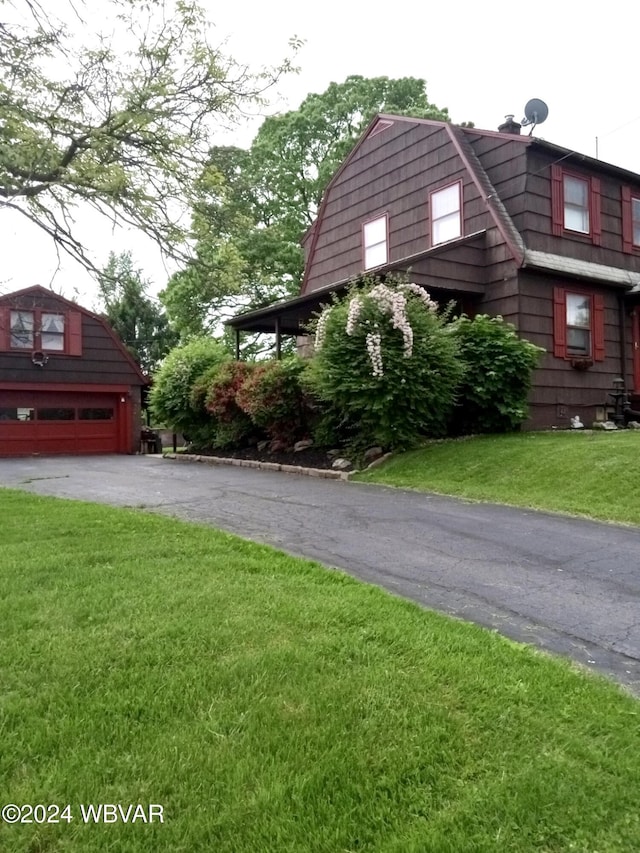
[498,114,522,135]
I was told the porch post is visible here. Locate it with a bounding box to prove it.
[235,328,240,360]
[275,316,282,360]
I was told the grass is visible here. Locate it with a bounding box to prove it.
[1,490,640,852]
[356,430,640,525]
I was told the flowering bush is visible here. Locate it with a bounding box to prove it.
[449,314,544,434]
[236,356,310,445]
[306,275,462,450]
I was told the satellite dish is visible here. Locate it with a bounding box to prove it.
[522,98,549,128]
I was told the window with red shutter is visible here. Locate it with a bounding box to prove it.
[552,287,605,362]
[0,308,82,355]
[551,167,601,245]
[621,186,640,254]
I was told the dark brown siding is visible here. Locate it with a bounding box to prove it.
[0,291,143,387]
[303,121,506,295]
[468,135,529,234]
[521,148,640,274]
[516,272,630,429]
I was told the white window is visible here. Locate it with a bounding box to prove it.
[564,175,589,234]
[363,216,388,270]
[566,293,591,356]
[10,311,34,348]
[41,313,65,350]
[431,183,462,245]
[633,197,640,246]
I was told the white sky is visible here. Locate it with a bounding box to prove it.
[3,0,639,306]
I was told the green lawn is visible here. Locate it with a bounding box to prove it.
[1,489,639,852]
[356,430,640,525]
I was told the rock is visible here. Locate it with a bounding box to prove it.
[570,416,584,429]
[627,421,640,429]
[293,439,314,452]
[269,439,289,453]
[332,457,352,470]
[363,445,384,461]
[257,440,269,452]
[592,420,617,431]
[326,448,342,458]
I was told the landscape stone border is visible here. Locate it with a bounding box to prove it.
[162,452,393,479]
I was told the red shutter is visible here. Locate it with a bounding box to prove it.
[593,294,605,362]
[622,186,633,253]
[590,177,601,246]
[68,311,83,356]
[551,165,564,236]
[553,287,567,358]
[0,306,9,351]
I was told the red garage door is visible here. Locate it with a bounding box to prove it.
[0,390,125,456]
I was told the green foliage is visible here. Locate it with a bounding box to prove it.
[236,356,310,444]
[149,337,230,438]
[204,361,256,449]
[450,315,544,434]
[306,276,463,451]
[0,0,297,272]
[98,251,178,374]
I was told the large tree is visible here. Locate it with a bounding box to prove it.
[98,251,178,374]
[0,0,297,272]
[162,75,450,339]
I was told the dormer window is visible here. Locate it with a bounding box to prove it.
[430,182,462,245]
[551,165,601,245]
[363,215,388,270]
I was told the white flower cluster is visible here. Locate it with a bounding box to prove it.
[366,331,383,377]
[314,307,331,351]
[400,282,439,313]
[346,297,363,335]
[368,284,413,358]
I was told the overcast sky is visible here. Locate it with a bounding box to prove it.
[3,0,639,305]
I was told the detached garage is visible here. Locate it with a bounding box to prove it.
[0,286,147,457]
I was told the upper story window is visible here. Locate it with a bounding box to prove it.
[363,215,388,270]
[621,186,640,253]
[551,165,601,245]
[1,306,82,355]
[430,182,462,245]
[553,287,605,362]
[10,310,65,351]
[563,176,589,233]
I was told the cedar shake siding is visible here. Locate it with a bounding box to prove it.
[302,121,507,298]
[227,114,640,431]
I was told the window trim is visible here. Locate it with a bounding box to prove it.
[0,307,82,356]
[553,286,605,362]
[621,186,640,253]
[430,180,462,246]
[362,213,389,271]
[551,165,601,245]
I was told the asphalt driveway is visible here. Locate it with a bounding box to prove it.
[2,455,639,693]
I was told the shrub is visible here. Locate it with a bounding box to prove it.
[306,276,463,451]
[236,356,310,445]
[204,361,257,449]
[449,314,544,434]
[149,338,230,442]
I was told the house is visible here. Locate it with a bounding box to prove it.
[0,286,147,456]
[227,114,640,430]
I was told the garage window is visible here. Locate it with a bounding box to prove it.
[1,307,82,355]
[37,408,75,421]
[79,408,114,420]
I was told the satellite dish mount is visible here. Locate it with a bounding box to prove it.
[521,98,549,136]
